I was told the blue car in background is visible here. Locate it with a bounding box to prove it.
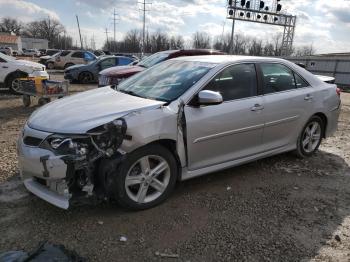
[64,55,136,84]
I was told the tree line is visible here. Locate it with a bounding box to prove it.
[0,17,315,56]
[0,17,74,49]
[104,29,315,57]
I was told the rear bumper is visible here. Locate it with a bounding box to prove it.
[326,102,341,137]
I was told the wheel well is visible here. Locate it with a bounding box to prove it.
[79,71,93,80]
[148,139,182,180]
[5,70,28,87]
[314,112,328,138]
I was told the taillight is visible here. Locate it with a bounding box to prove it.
[336,87,341,96]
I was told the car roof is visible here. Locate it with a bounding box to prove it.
[172,55,288,64]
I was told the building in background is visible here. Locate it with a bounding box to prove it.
[288,53,350,90]
[0,33,22,51]
[21,37,48,50]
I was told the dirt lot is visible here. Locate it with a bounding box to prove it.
[1,77,350,261]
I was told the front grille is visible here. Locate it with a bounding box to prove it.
[23,136,43,147]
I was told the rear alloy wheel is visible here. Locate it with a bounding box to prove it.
[78,72,93,84]
[113,145,178,210]
[296,116,324,157]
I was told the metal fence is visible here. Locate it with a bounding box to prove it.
[286,57,350,90]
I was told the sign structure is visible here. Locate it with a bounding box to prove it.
[227,0,296,56]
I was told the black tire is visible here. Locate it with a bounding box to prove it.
[112,144,178,210]
[47,62,55,70]
[38,97,51,106]
[295,115,324,158]
[64,63,74,69]
[78,72,93,84]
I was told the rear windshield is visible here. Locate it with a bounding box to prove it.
[138,52,170,68]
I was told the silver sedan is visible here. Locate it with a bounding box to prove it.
[17,55,341,210]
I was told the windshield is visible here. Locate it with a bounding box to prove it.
[0,52,15,62]
[138,52,170,68]
[117,60,216,102]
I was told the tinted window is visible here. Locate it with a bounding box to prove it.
[294,73,309,88]
[100,58,116,70]
[84,52,96,61]
[260,63,296,94]
[204,64,257,101]
[118,57,132,66]
[60,51,70,57]
[138,52,169,68]
[71,51,83,58]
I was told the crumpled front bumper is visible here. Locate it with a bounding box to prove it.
[17,125,70,209]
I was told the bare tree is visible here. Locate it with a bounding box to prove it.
[0,17,22,35]
[192,31,211,49]
[293,44,315,57]
[23,18,65,48]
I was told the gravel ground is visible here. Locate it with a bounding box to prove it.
[0,78,350,261]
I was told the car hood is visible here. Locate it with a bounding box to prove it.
[13,59,44,68]
[28,87,166,134]
[100,65,145,78]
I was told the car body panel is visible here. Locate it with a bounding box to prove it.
[27,87,166,134]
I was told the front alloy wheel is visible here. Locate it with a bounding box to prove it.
[125,155,171,204]
[113,144,177,210]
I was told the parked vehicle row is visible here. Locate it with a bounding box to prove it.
[98,49,225,87]
[64,55,136,84]
[17,54,341,211]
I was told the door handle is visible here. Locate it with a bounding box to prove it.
[304,94,313,101]
[2,66,8,68]
[251,104,264,111]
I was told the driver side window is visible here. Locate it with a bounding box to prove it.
[100,58,116,70]
[204,63,258,101]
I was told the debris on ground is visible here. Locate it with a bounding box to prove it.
[155,251,180,258]
[0,242,85,262]
[119,236,127,242]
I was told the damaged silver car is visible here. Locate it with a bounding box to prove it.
[17,56,341,210]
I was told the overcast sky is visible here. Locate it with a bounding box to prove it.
[0,0,349,54]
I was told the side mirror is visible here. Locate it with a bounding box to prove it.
[198,90,223,106]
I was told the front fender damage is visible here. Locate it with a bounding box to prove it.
[40,118,129,207]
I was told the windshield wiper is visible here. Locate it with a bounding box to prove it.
[138,64,147,68]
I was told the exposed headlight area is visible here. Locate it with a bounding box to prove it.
[29,118,128,204]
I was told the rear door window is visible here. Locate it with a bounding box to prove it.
[60,51,70,57]
[260,63,297,94]
[100,58,116,70]
[71,51,84,58]
[118,57,133,66]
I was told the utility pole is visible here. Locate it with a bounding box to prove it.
[139,0,151,57]
[76,15,83,50]
[229,1,236,54]
[105,28,110,51]
[112,8,119,42]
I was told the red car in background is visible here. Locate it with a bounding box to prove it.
[98,49,225,87]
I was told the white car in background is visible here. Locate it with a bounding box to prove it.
[23,49,41,57]
[0,52,48,93]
